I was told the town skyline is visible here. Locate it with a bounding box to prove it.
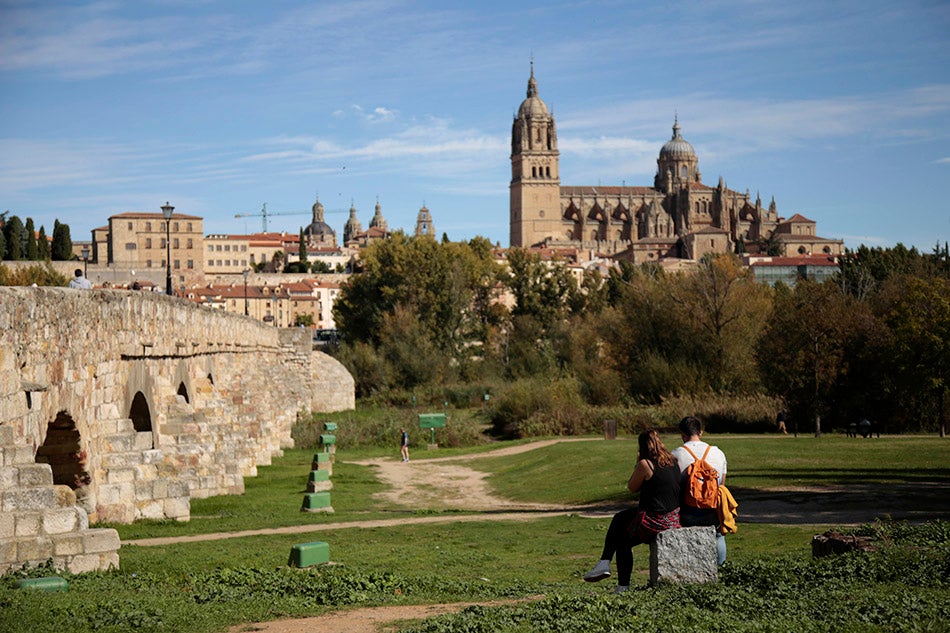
[1,1,947,251]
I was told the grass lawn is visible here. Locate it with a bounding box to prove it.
[3,433,948,633]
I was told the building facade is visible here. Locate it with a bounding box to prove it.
[509,65,843,262]
[97,212,204,288]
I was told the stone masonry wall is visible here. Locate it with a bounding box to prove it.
[0,287,354,573]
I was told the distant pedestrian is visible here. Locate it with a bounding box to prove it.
[400,427,410,462]
[776,409,788,434]
[68,269,92,290]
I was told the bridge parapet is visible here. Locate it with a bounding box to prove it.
[0,287,354,572]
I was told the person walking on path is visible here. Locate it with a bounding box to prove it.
[672,416,728,565]
[583,429,682,593]
[68,268,92,289]
[400,428,410,462]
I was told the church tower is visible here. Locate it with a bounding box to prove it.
[510,62,561,247]
[414,204,435,237]
[343,202,362,244]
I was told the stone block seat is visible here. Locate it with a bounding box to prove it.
[0,424,120,574]
[649,526,718,585]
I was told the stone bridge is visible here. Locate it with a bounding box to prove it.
[0,287,354,573]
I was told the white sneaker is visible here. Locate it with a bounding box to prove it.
[613,585,629,594]
[583,559,611,582]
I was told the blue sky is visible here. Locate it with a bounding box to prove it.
[1,0,948,251]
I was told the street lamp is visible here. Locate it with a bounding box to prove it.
[161,202,174,296]
[80,245,90,277]
[242,268,249,316]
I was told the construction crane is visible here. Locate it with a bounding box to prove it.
[234,203,350,233]
[234,204,310,233]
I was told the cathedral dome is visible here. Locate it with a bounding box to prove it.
[517,66,549,118]
[659,119,696,160]
[304,197,335,238]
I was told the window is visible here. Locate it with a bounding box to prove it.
[173,238,179,248]
[187,239,193,248]
[161,238,166,248]
[128,222,133,230]
[681,166,688,178]
[174,259,180,269]
[207,245,213,252]
[225,260,231,266]
[187,260,194,269]
[125,242,136,250]
[241,245,247,252]
[145,222,152,231]
[208,260,214,267]
[173,222,179,232]
[145,238,152,248]
[216,245,222,251]
[225,244,231,252]
[187,223,193,232]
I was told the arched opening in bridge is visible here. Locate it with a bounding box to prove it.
[177,382,190,404]
[35,411,91,490]
[129,391,154,448]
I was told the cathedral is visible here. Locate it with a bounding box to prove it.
[509,65,843,263]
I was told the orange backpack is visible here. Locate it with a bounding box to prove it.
[682,445,720,509]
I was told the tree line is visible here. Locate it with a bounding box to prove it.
[330,234,950,435]
[0,212,74,262]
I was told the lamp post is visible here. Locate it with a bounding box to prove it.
[161,202,174,296]
[80,245,90,277]
[243,268,249,316]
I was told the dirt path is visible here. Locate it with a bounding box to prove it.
[135,438,948,633]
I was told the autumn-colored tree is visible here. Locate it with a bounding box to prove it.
[674,254,773,393]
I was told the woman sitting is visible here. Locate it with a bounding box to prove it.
[583,429,681,592]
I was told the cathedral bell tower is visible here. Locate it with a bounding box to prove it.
[510,62,561,248]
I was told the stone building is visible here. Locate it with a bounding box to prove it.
[93,211,204,288]
[509,65,843,262]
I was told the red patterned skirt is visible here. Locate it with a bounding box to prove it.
[627,507,681,544]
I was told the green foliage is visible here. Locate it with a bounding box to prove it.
[37,225,50,260]
[310,259,332,273]
[294,313,314,327]
[2,214,25,260]
[0,262,69,286]
[24,218,38,260]
[51,219,72,261]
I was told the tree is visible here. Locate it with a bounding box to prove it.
[875,275,950,436]
[3,215,25,260]
[25,218,38,260]
[757,281,868,436]
[673,254,772,393]
[298,229,308,263]
[310,260,331,273]
[294,313,314,327]
[51,220,72,261]
[505,248,577,330]
[37,226,49,260]
[333,232,501,364]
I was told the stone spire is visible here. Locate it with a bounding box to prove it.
[369,198,388,231]
[343,201,363,244]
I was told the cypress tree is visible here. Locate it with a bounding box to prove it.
[51,220,73,261]
[3,215,24,260]
[37,226,50,260]
[299,228,308,262]
[25,218,38,260]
